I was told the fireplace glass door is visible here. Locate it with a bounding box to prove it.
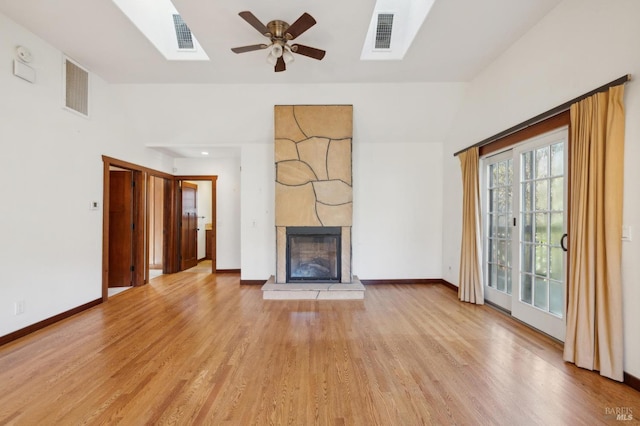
[286,227,341,283]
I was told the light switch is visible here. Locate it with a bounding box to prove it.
[622,225,632,241]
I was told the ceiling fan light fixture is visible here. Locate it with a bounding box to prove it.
[266,43,283,65]
[232,11,325,72]
[266,52,278,65]
[271,43,284,58]
[282,47,295,64]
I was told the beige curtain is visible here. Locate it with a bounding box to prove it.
[563,85,625,381]
[458,147,484,304]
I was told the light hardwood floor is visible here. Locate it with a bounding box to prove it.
[0,269,638,425]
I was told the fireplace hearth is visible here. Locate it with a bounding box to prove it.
[286,227,341,283]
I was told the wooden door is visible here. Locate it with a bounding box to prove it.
[181,182,198,270]
[109,170,133,287]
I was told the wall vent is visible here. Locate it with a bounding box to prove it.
[172,14,194,49]
[64,57,89,117]
[375,13,394,49]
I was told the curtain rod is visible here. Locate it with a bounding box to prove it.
[453,74,631,157]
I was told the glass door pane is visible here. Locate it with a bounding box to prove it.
[483,153,513,310]
[512,129,567,342]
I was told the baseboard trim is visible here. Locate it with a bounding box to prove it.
[623,372,640,393]
[438,279,458,292]
[359,279,460,293]
[240,279,267,285]
[360,278,443,285]
[0,298,102,347]
[217,269,241,274]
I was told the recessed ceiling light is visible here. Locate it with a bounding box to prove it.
[201,151,209,156]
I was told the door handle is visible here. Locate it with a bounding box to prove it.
[560,233,568,252]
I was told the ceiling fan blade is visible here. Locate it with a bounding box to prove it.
[291,44,326,60]
[238,11,271,37]
[231,44,268,54]
[275,56,286,72]
[284,13,316,40]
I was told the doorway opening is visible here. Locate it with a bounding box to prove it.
[102,156,217,301]
[175,176,217,274]
[148,175,166,281]
[106,165,144,297]
[180,181,198,270]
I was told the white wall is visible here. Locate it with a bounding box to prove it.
[112,83,465,147]
[441,0,640,378]
[353,142,443,279]
[113,83,466,280]
[0,13,172,336]
[177,157,241,269]
[240,144,275,280]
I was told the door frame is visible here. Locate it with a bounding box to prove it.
[173,176,218,274]
[102,157,152,300]
[102,157,217,301]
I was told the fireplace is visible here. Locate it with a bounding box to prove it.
[266,105,362,298]
[273,105,354,286]
[286,227,341,283]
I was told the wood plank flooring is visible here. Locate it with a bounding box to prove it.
[0,269,638,425]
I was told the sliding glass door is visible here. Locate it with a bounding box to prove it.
[483,128,568,341]
[484,152,514,310]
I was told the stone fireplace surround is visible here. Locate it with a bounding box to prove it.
[262,105,364,300]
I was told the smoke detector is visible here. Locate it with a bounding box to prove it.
[16,46,32,63]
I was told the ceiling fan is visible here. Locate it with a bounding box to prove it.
[231,11,326,72]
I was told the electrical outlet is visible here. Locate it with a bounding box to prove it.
[89,201,99,210]
[14,300,25,315]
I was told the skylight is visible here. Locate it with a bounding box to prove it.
[112,0,209,61]
[361,0,436,60]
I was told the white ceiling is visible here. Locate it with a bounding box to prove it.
[0,0,562,84]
